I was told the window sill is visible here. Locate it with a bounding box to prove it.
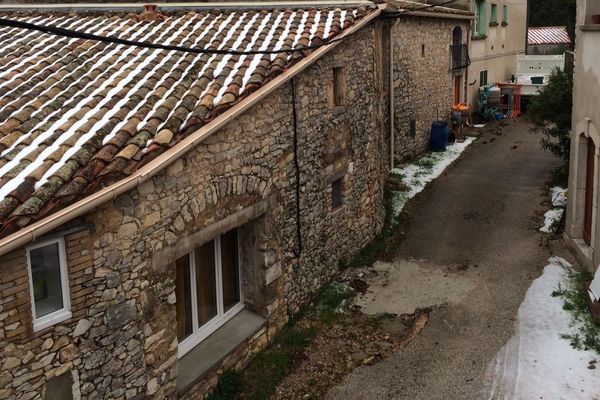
[501,22,508,27]
[489,22,498,27]
[33,310,72,332]
[580,24,600,31]
[176,309,266,394]
[471,34,487,40]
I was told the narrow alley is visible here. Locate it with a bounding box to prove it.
[329,120,564,399]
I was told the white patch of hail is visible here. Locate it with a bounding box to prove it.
[0,17,183,198]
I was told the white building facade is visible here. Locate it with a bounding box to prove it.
[566,0,600,277]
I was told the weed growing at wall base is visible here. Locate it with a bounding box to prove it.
[551,268,600,355]
[341,189,409,268]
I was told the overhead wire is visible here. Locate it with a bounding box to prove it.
[0,1,460,56]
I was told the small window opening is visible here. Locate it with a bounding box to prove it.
[479,70,488,87]
[421,44,425,57]
[331,177,344,209]
[333,67,345,107]
[410,119,417,138]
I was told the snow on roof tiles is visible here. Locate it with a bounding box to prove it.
[528,26,571,46]
[0,6,373,235]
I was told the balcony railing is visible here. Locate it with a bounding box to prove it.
[451,44,470,70]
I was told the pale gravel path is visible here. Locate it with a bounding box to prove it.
[328,120,564,400]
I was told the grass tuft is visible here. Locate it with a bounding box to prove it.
[314,282,356,323]
[241,326,317,400]
[206,370,243,400]
[553,268,600,355]
[414,157,435,169]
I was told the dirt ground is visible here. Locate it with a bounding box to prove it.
[271,306,429,400]
[264,119,568,400]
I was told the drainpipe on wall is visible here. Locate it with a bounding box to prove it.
[464,20,471,106]
[525,0,530,54]
[389,22,395,171]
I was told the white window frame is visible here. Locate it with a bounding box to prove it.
[26,237,71,332]
[178,231,244,358]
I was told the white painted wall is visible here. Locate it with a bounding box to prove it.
[566,0,600,272]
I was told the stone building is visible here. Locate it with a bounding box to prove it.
[387,1,471,162]
[0,2,471,399]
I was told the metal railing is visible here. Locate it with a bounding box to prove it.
[451,44,470,70]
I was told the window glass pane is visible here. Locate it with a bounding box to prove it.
[30,243,64,318]
[221,230,241,312]
[175,255,193,342]
[195,241,217,327]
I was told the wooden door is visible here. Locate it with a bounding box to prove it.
[584,137,595,245]
[454,76,462,105]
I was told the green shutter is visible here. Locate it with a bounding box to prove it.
[502,5,508,24]
[478,1,487,35]
[490,4,498,24]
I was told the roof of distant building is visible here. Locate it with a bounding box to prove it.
[528,26,571,46]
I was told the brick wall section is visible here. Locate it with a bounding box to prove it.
[0,231,95,400]
[0,249,32,342]
[65,230,95,321]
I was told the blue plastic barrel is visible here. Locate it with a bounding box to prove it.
[430,121,449,152]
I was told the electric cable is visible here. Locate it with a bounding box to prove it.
[290,77,303,259]
[0,1,461,56]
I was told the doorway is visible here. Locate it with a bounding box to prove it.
[454,75,462,105]
[584,137,595,245]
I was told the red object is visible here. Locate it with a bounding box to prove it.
[593,15,600,24]
[497,83,522,118]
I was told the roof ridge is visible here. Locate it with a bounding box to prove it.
[0,1,378,12]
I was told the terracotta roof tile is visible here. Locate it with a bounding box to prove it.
[528,26,571,46]
[0,5,374,235]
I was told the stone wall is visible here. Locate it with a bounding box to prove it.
[0,24,387,400]
[391,16,470,162]
[0,14,472,400]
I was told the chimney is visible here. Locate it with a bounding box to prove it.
[140,4,164,22]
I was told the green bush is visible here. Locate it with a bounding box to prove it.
[527,68,573,164]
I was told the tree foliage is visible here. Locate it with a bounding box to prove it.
[527,68,573,163]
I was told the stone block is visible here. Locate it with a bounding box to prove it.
[106,300,136,329]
